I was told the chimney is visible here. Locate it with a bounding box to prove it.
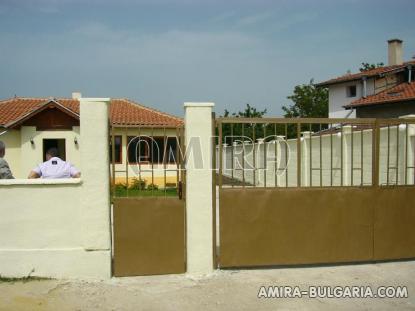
[388,39,403,66]
[72,92,82,99]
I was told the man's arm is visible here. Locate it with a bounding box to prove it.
[69,165,81,178]
[28,170,40,179]
[28,165,41,179]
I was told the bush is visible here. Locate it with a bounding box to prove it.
[147,183,159,191]
[114,183,127,191]
[113,183,127,196]
[129,178,146,190]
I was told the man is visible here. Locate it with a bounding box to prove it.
[0,140,14,179]
[28,147,81,179]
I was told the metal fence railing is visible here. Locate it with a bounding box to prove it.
[215,118,415,189]
[110,125,185,198]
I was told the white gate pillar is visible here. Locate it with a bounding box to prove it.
[79,97,112,278]
[184,102,215,275]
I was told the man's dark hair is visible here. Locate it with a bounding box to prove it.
[46,147,59,158]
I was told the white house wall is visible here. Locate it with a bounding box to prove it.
[328,79,375,118]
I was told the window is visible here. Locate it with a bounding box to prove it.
[43,139,66,161]
[127,136,149,163]
[346,85,357,97]
[127,136,178,164]
[109,135,122,164]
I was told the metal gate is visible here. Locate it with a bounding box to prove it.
[110,126,186,276]
[214,117,415,268]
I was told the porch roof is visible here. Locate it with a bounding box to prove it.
[0,97,183,129]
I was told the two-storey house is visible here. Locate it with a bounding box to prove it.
[317,39,415,118]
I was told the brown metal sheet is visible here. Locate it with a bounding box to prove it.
[374,186,415,260]
[219,187,415,268]
[113,197,186,276]
[219,187,375,267]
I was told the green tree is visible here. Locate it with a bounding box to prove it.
[359,62,384,72]
[219,104,267,144]
[223,103,267,119]
[282,79,328,118]
[282,79,328,136]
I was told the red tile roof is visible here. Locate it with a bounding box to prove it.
[317,61,415,87]
[0,97,183,128]
[345,82,415,108]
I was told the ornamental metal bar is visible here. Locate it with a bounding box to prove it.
[297,123,301,187]
[351,124,354,186]
[231,124,234,188]
[285,123,288,187]
[309,123,312,186]
[125,127,129,197]
[340,123,343,186]
[396,124,399,185]
[361,128,364,186]
[263,124,267,188]
[387,125,390,185]
[319,123,323,187]
[274,123,277,188]
[405,123,408,185]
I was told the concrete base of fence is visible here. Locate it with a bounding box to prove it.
[0,249,111,279]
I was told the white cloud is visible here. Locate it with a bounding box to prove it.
[235,11,275,27]
[0,21,291,115]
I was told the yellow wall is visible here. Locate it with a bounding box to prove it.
[1,126,81,179]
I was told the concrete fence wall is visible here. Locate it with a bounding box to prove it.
[0,98,111,279]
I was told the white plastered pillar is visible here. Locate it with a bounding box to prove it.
[79,98,112,278]
[184,102,214,275]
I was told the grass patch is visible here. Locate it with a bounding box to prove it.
[0,273,51,283]
[0,276,49,283]
[112,188,179,199]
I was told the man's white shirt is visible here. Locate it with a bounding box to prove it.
[32,157,79,179]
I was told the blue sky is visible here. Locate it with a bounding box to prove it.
[0,0,414,116]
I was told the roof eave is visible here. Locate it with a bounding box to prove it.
[111,123,184,128]
[316,78,362,88]
[317,65,408,88]
[5,99,79,129]
[344,97,415,109]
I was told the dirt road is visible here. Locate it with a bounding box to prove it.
[1,261,414,310]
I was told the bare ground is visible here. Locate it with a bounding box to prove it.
[1,261,415,311]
